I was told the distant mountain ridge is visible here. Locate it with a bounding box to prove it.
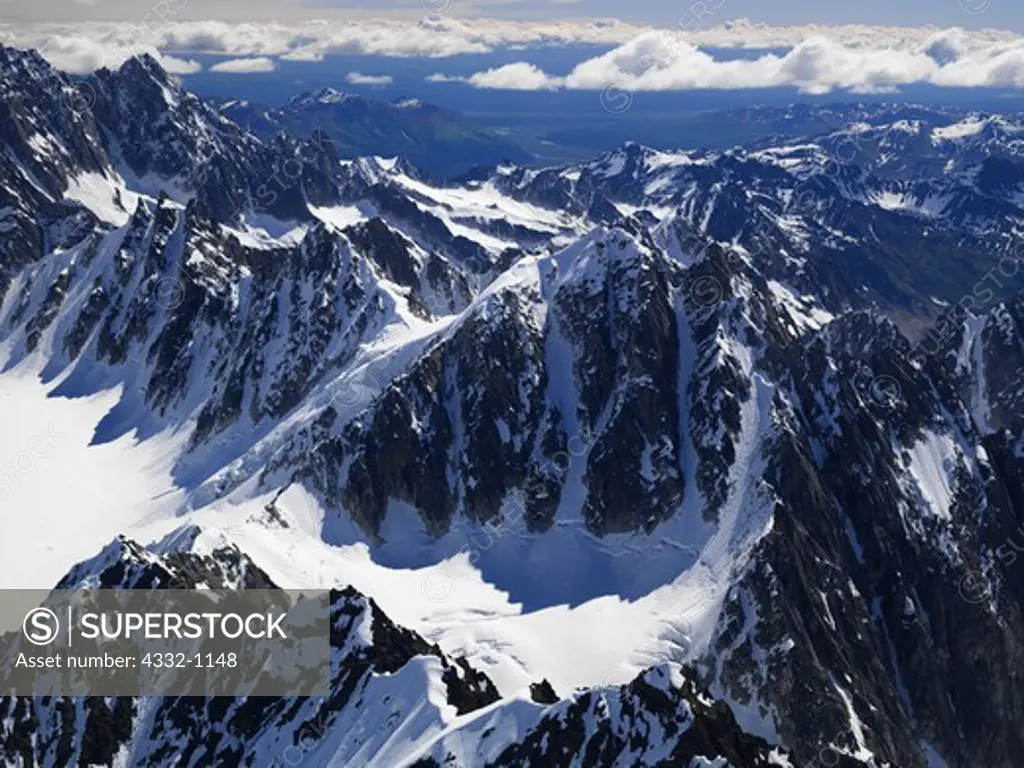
[219,87,534,178]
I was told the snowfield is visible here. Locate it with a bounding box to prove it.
[0,345,774,728]
[0,347,186,590]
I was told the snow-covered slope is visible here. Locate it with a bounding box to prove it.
[3,44,1024,767]
[0,533,789,768]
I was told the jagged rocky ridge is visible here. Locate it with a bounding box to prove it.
[0,533,786,767]
[2,43,1024,766]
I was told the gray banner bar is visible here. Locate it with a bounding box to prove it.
[0,589,331,696]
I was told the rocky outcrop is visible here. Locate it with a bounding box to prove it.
[0,532,781,767]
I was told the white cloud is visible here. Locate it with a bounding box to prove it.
[0,18,649,65]
[468,62,564,90]
[2,15,1017,57]
[552,32,944,93]
[17,18,1013,70]
[4,18,1024,94]
[444,30,1024,94]
[161,55,203,75]
[30,34,202,75]
[931,42,1024,87]
[32,34,135,73]
[684,18,1015,51]
[425,73,464,83]
[345,71,394,86]
[209,57,277,74]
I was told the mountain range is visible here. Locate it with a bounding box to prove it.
[1,43,1024,766]
[218,87,534,179]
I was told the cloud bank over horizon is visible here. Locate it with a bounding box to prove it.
[2,17,1024,93]
[441,27,1024,93]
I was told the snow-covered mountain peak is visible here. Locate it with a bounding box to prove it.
[286,86,358,109]
[3,55,1024,766]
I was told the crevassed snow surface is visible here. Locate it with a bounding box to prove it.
[180,479,758,702]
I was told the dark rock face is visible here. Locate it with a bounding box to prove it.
[344,217,472,317]
[278,227,697,539]
[339,284,549,536]
[488,665,782,768]
[692,301,1024,767]
[529,679,559,704]
[0,47,107,295]
[6,45,1024,766]
[554,233,684,533]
